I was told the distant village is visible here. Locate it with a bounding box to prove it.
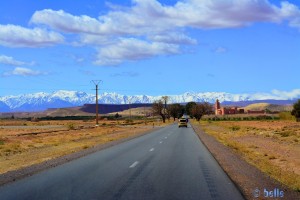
[214,99,278,115]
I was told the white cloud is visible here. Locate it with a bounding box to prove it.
[279,1,300,29]
[111,71,139,77]
[30,1,300,33]
[148,33,197,45]
[271,89,300,99]
[214,47,227,53]
[78,34,113,46]
[0,24,64,47]
[0,55,34,66]
[94,38,179,65]
[28,0,300,65]
[31,9,104,35]
[3,67,46,76]
[250,89,300,100]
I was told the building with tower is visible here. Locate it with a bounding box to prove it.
[214,99,244,115]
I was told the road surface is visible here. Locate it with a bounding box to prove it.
[0,124,245,200]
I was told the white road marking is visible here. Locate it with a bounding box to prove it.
[129,161,139,168]
[159,141,163,144]
[149,148,154,152]
[165,137,168,139]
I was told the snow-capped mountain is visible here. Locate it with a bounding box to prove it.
[0,90,297,112]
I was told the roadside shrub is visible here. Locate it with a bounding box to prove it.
[249,116,255,120]
[125,119,134,124]
[236,117,241,121]
[67,123,75,130]
[279,112,295,120]
[230,126,241,131]
[278,131,290,137]
[269,155,276,160]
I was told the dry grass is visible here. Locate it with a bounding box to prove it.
[194,120,300,191]
[0,118,171,174]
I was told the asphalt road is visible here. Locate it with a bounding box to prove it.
[0,124,245,200]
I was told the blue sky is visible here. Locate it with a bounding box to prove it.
[0,0,300,98]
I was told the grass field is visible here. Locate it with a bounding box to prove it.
[194,119,300,191]
[0,118,170,174]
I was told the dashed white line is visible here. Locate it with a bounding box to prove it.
[159,141,163,144]
[149,148,154,152]
[129,161,139,168]
[165,137,168,139]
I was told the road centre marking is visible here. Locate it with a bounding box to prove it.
[129,161,139,168]
[165,137,167,139]
[159,141,163,144]
[149,148,154,152]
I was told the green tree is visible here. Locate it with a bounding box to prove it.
[185,102,197,117]
[168,104,183,121]
[291,99,300,122]
[115,113,120,119]
[191,102,213,121]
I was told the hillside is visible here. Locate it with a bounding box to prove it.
[43,107,95,117]
[109,107,153,116]
[80,103,153,114]
[242,103,293,112]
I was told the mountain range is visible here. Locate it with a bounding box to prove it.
[0,90,297,112]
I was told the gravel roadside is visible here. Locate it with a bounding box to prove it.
[192,123,300,200]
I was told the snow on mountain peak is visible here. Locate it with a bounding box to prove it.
[0,90,299,112]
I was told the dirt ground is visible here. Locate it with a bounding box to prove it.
[0,119,169,175]
[198,120,300,192]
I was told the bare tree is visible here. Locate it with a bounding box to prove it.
[161,96,169,108]
[191,102,213,121]
[152,100,166,123]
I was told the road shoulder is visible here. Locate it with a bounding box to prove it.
[0,126,166,186]
[191,123,300,200]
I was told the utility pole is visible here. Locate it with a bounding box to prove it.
[92,80,102,126]
[128,99,131,120]
[162,96,169,119]
[144,106,146,125]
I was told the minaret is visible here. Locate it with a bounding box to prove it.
[215,99,220,115]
